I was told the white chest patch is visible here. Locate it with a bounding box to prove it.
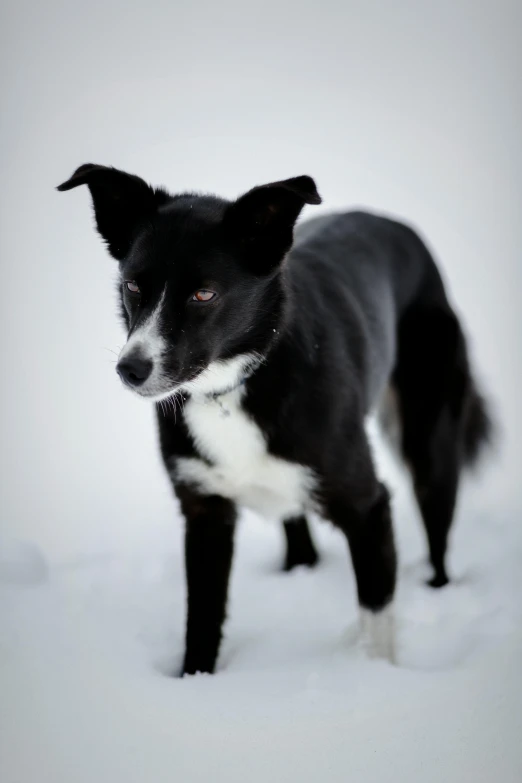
[172,386,316,520]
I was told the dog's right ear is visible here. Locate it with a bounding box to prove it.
[57,164,170,260]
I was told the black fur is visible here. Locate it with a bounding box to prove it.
[283,516,319,571]
[58,164,492,674]
[177,486,236,676]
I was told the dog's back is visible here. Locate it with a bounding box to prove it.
[293,210,490,447]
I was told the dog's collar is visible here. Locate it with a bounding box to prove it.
[207,377,247,400]
[203,354,262,400]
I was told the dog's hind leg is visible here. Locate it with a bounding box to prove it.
[404,415,459,588]
[324,430,397,661]
[329,484,397,661]
[393,305,468,588]
[282,515,319,571]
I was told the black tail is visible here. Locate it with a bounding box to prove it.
[461,384,493,469]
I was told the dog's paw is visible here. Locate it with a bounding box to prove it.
[426,571,450,589]
[283,547,319,572]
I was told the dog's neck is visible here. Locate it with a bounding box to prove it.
[179,353,262,401]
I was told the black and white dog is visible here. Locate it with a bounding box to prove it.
[58,164,491,674]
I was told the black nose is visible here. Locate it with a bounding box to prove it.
[116,355,153,387]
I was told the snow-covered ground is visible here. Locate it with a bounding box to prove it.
[2,0,521,780]
[2,436,522,782]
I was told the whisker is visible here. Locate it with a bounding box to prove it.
[103,347,120,357]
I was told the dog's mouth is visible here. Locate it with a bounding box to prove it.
[116,352,205,400]
[133,384,184,402]
[117,353,261,402]
[124,369,202,401]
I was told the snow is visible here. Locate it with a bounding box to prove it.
[1,0,521,780]
[2,439,522,782]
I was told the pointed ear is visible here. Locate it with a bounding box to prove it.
[223,176,321,273]
[57,164,170,260]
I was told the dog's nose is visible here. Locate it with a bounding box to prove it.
[116,355,153,387]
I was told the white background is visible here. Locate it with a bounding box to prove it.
[1,2,521,781]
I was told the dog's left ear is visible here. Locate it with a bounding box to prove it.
[57,164,170,260]
[223,176,321,273]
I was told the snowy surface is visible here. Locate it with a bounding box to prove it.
[2,437,522,783]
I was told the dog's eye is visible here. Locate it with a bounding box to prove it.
[125,281,141,294]
[192,290,217,303]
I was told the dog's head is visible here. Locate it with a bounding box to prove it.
[58,164,321,400]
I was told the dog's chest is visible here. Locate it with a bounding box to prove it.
[173,388,314,519]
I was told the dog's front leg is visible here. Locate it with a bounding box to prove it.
[176,486,237,676]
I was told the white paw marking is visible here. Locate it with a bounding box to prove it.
[360,605,396,663]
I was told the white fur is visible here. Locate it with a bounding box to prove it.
[377,384,403,458]
[360,606,396,662]
[180,353,261,397]
[118,287,169,397]
[172,357,316,520]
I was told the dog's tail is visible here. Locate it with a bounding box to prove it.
[432,284,494,472]
[460,379,493,469]
[389,225,494,475]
